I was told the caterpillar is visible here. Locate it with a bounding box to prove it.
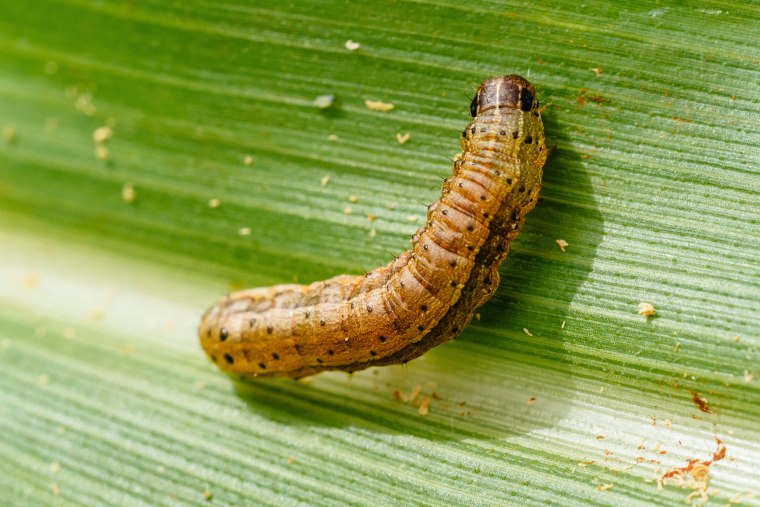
[199,75,546,379]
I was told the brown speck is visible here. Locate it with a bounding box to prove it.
[203,489,213,501]
[690,391,712,413]
[591,67,603,77]
[527,396,536,405]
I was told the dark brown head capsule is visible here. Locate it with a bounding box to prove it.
[472,75,537,115]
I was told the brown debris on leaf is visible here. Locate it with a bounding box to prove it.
[690,391,713,413]
[659,438,726,504]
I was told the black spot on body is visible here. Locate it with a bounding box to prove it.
[316,358,323,364]
[467,224,475,232]
[512,131,519,139]
[367,305,373,313]
[320,318,326,326]
[420,305,428,312]
[370,350,378,357]
[378,335,386,342]
[442,209,448,215]
[500,130,506,136]
[469,96,478,117]
[470,127,476,134]
[220,327,228,341]
[480,127,487,133]
[524,135,533,144]
[518,186,526,193]
[249,318,256,327]
[206,328,211,338]
[449,259,456,267]
[267,325,274,334]
[417,325,425,331]
[272,353,280,360]
[328,349,334,356]
[258,362,266,369]
[224,353,234,364]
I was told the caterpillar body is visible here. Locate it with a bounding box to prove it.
[200,75,546,379]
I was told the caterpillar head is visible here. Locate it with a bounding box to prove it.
[470,75,538,116]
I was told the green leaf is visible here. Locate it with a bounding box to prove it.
[1,1,758,505]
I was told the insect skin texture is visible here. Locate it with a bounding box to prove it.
[200,74,547,379]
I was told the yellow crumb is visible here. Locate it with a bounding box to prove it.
[418,396,430,416]
[320,175,330,186]
[203,489,213,501]
[327,134,339,141]
[344,39,360,51]
[92,126,112,144]
[50,462,61,473]
[591,67,603,76]
[95,145,109,160]
[37,374,49,386]
[744,370,756,383]
[243,155,253,166]
[364,99,395,112]
[343,206,353,215]
[523,328,533,336]
[287,456,296,465]
[597,484,613,491]
[367,214,376,222]
[395,132,411,144]
[313,95,335,109]
[638,302,656,317]
[74,93,97,116]
[556,239,569,252]
[348,195,358,203]
[208,198,221,208]
[238,227,251,236]
[406,215,418,223]
[369,228,376,238]
[122,183,136,203]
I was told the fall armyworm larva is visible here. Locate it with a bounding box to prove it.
[199,75,546,379]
